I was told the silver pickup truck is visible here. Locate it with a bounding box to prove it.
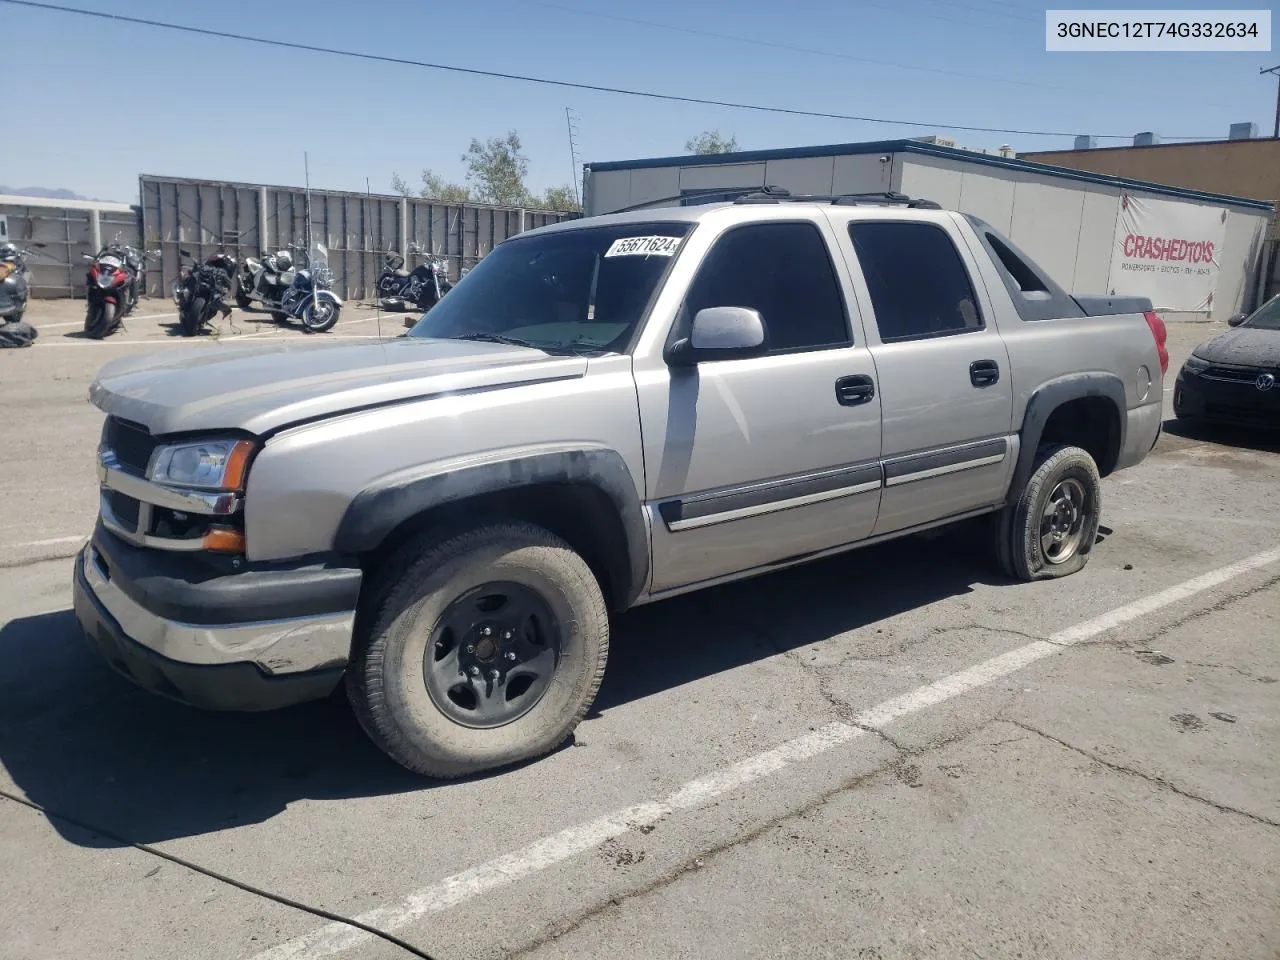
[74,190,1167,777]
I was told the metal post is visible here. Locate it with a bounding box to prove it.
[258,186,269,254]
[1264,65,1280,140]
[89,208,102,257]
[399,197,409,261]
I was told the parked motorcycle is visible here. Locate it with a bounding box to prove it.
[237,243,341,333]
[377,242,454,314]
[82,237,156,339]
[0,241,43,324]
[175,249,237,336]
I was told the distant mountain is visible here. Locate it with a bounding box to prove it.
[0,185,94,200]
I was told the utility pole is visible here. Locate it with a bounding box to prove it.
[565,107,583,207]
[1263,64,1280,139]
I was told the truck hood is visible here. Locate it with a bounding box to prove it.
[1192,327,1280,368]
[89,337,588,436]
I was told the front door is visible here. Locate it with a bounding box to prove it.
[839,215,1015,535]
[634,216,884,594]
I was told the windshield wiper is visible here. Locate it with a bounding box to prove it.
[455,332,545,349]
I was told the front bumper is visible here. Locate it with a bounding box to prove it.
[72,526,361,711]
[1175,368,1279,429]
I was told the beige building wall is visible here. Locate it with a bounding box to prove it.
[1020,139,1280,237]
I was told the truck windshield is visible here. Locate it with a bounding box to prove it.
[406,222,694,354]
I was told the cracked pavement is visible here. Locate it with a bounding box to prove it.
[2,312,1279,960]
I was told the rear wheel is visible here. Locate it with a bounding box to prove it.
[995,444,1101,581]
[180,297,206,336]
[347,522,609,778]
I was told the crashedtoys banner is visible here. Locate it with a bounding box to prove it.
[1108,193,1227,312]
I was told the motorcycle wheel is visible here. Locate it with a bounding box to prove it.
[302,299,340,334]
[84,301,116,340]
[181,297,205,337]
[236,288,253,310]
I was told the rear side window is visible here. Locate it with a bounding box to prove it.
[684,222,850,353]
[849,221,983,342]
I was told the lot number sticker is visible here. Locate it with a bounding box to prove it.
[605,235,681,258]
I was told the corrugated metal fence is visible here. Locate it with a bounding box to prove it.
[140,176,577,301]
[0,197,141,297]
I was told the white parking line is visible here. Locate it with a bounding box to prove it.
[250,544,1280,960]
[34,312,178,331]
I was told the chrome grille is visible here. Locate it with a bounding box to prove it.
[102,416,158,475]
[1203,365,1277,384]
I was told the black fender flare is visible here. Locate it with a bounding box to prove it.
[333,445,650,607]
[1008,372,1126,505]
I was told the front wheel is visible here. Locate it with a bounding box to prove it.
[84,300,116,339]
[994,444,1101,581]
[301,298,340,333]
[347,522,610,778]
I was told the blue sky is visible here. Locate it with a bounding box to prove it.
[5,0,1277,202]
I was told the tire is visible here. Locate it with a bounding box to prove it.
[84,301,115,339]
[995,444,1102,581]
[347,522,610,778]
[270,311,288,324]
[180,297,206,336]
[301,298,340,333]
[235,289,253,310]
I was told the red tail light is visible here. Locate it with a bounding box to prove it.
[1143,310,1168,376]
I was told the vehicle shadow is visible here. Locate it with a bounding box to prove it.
[595,525,1010,714]
[0,609,424,849]
[1161,417,1280,456]
[0,527,1008,849]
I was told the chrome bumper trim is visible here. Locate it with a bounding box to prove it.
[81,546,353,675]
[100,492,207,552]
[98,451,242,516]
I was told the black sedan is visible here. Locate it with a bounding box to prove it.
[1174,295,1280,429]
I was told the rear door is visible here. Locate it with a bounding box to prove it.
[835,214,1015,535]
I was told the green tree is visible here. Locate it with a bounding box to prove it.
[419,170,471,203]
[462,130,531,206]
[393,131,579,210]
[685,130,739,155]
[390,171,413,197]
[535,184,582,212]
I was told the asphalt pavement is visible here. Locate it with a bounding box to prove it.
[1,302,1277,960]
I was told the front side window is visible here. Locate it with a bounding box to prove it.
[407,222,693,354]
[683,222,851,353]
[850,221,984,342]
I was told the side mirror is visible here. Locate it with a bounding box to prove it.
[666,306,768,367]
[1227,312,1248,327]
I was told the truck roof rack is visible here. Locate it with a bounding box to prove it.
[731,187,942,209]
[611,185,942,214]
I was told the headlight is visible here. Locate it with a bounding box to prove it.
[96,272,113,288]
[149,438,256,490]
[1182,354,1210,374]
